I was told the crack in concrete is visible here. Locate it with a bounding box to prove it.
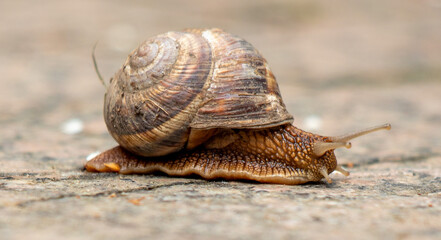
[8,181,200,208]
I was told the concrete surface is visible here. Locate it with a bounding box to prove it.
[0,0,440,239]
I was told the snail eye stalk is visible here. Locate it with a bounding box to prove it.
[92,42,107,88]
[314,123,391,182]
[312,123,391,157]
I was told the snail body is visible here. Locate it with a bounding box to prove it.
[86,28,390,184]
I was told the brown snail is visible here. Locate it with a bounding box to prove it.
[86,28,391,185]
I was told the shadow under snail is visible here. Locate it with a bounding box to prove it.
[86,28,391,185]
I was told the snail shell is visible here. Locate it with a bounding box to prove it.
[87,28,390,185]
[105,28,292,157]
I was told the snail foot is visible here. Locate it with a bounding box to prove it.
[85,146,135,173]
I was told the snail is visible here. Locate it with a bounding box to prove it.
[86,28,391,185]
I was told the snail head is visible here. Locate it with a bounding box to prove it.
[311,123,391,183]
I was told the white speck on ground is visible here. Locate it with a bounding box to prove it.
[61,118,84,135]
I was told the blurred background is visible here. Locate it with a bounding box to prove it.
[0,0,440,166]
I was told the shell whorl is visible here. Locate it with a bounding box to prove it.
[104,29,293,157]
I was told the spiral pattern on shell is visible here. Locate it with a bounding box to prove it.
[104,28,293,157]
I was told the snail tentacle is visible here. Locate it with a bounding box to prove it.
[335,165,350,176]
[92,41,107,88]
[327,123,391,143]
[320,167,332,184]
[313,141,351,157]
[313,123,391,157]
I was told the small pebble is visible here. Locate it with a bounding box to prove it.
[61,118,84,135]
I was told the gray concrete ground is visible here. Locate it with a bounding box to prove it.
[0,1,440,239]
